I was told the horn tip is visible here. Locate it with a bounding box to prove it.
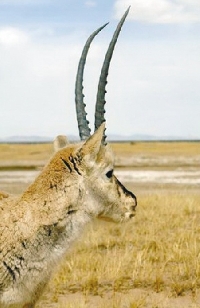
[125,6,131,17]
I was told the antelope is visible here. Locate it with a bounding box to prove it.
[0,7,137,308]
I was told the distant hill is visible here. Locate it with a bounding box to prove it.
[0,134,199,143]
[0,136,54,143]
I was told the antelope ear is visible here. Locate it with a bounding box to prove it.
[53,135,69,152]
[79,122,105,162]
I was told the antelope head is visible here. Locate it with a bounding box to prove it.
[52,7,137,223]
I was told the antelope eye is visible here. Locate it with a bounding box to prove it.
[106,169,113,179]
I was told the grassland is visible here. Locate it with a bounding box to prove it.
[0,142,200,307]
[0,141,199,169]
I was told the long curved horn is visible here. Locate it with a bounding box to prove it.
[75,23,109,140]
[94,7,130,143]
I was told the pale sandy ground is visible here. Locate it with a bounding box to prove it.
[0,167,200,194]
[1,168,200,185]
[39,289,200,308]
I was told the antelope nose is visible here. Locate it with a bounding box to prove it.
[131,194,137,209]
[131,205,136,211]
[131,197,137,214]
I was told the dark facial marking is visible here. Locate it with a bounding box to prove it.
[49,182,58,190]
[61,158,72,173]
[3,261,16,281]
[67,209,77,215]
[116,177,137,204]
[43,225,52,237]
[21,241,27,249]
[69,155,82,175]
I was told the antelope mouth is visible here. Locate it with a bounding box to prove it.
[97,216,116,222]
[125,212,136,220]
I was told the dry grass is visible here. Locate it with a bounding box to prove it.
[111,141,200,156]
[0,142,199,170]
[36,192,200,307]
[0,143,53,161]
[111,142,200,169]
[0,141,199,163]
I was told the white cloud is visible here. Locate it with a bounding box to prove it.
[85,1,97,8]
[0,0,50,4]
[0,26,112,138]
[104,38,200,137]
[114,0,200,23]
[0,27,83,137]
[0,27,28,46]
[0,24,200,139]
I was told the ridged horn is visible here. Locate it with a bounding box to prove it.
[94,7,130,143]
[75,23,109,140]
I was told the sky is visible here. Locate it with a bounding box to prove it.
[0,0,200,139]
